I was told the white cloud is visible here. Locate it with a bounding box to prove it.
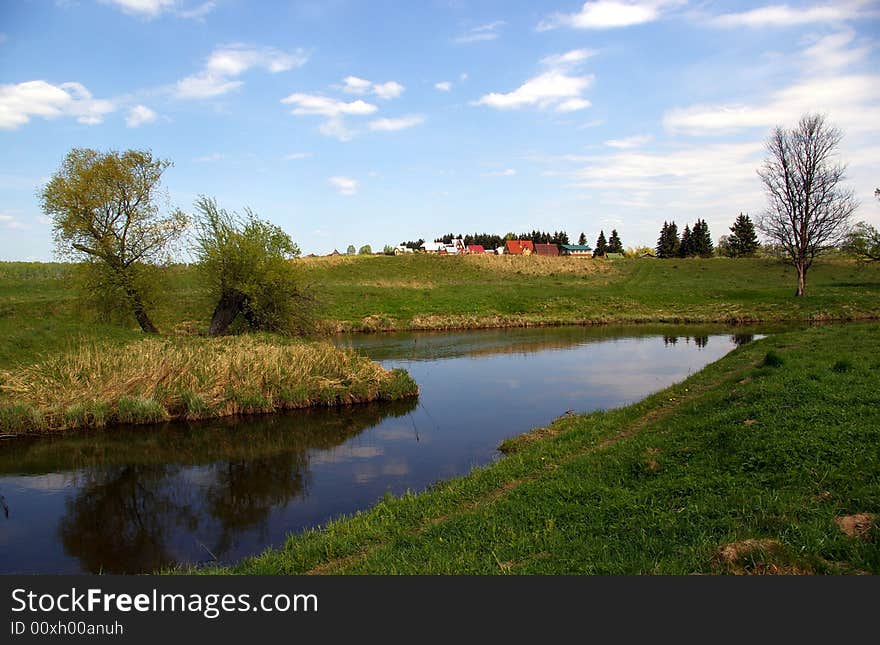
[283,152,312,160]
[485,169,517,176]
[475,71,594,110]
[125,104,157,127]
[664,29,879,136]
[281,93,377,117]
[282,92,378,141]
[103,0,176,17]
[540,48,598,68]
[102,0,216,19]
[193,153,225,162]
[328,176,358,196]
[605,134,652,149]
[368,114,425,132]
[342,76,373,94]
[318,118,356,142]
[556,98,593,112]
[341,76,404,100]
[434,81,452,92]
[664,75,879,136]
[802,29,871,73]
[0,213,27,230]
[0,80,114,129]
[455,21,506,43]
[538,1,683,31]
[373,81,404,100]
[709,2,874,28]
[175,44,308,100]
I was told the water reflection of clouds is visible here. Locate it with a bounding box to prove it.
[310,445,384,465]
[4,473,76,492]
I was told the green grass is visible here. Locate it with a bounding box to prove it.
[2,256,879,367]
[195,323,880,575]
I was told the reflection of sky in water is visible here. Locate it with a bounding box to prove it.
[0,328,755,574]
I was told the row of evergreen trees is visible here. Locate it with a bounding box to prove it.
[656,220,714,258]
[592,229,623,255]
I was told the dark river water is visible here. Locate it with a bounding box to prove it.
[0,324,783,574]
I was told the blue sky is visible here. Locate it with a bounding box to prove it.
[1,0,879,259]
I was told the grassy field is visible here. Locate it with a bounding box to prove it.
[2,256,879,367]
[198,323,880,575]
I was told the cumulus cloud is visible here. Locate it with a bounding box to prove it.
[455,21,506,43]
[175,44,308,99]
[102,0,216,19]
[281,93,377,117]
[341,76,404,100]
[484,169,517,176]
[434,81,452,92]
[538,1,684,31]
[328,176,358,196]
[475,71,594,111]
[125,104,157,127]
[709,2,875,28]
[0,80,114,129]
[367,114,425,132]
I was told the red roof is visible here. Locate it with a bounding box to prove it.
[534,243,559,256]
[467,245,485,254]
[505,240,535,255]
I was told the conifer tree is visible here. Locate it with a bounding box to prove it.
[679,225,692,258]
[656,221,680,258]
[594,230,608,256]
[692,219,714,257]
[728,213,759,257]
[608,229,623,254]
[577,232,587,246]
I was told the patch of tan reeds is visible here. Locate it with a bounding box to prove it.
[0,335,417,434]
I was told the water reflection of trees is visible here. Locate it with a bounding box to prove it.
[42,398,418,573]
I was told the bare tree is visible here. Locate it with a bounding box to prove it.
[756,114,858,296]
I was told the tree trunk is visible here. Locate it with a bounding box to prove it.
[126,287,159,334]
[795,263,807,297]
[209,289,248,336]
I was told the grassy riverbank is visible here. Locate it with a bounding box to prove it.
[201,323,880,574]
[0,335,417,434]
[2,257,880,367]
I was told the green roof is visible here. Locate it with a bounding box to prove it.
[559,244,592,251]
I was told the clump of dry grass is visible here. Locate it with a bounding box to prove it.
[0,336,418,434]
[460,254,613,277]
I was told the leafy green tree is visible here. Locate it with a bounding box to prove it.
[594,230,608,256]
[383,245,395,255]
[608,229,623,254]
[358,244,373,255]
[346,245,356,255]
[192,196,309,336]
[728,213,759,257]
[847,220,880,262]
[678,225,692,258]
[40,148,187,333]
[577,232,587,246]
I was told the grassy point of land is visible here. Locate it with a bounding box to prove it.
[197,323,880,575]
[0,335,417,434]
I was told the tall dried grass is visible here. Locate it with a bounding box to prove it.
[0,336,417,434]
[460,254,612,277]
